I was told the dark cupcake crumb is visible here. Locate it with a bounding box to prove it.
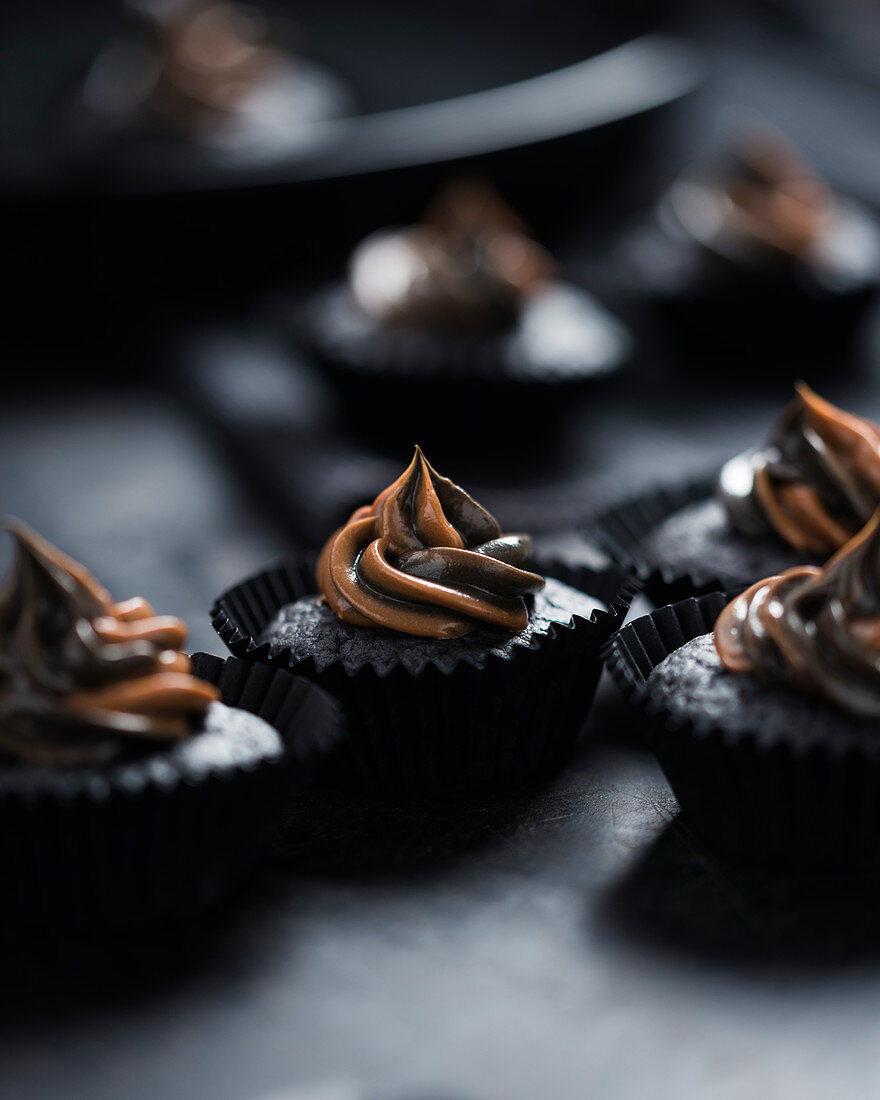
[641,497,821,588]
[305,283,629,383]
[648,633,880,753]
[259,576,605,676]
[0,702,283,799]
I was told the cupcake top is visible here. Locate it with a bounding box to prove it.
[145,0,282,135]
[717,384,880,555]
[667,131,833,269]
[316,447,545,638]
[714,508,880,718]
[348,181,558,332]
[86,0,286,139]
[0,518,219,765]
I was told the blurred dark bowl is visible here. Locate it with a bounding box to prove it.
[1,0,702,368]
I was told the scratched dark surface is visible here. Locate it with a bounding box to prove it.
[7,3,880,1100]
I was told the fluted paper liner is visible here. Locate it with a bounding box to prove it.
[0,655,340,929]
[587,471,759,602]
[603,592,880,867]
[212,555,636,799]
[289,283,630,448]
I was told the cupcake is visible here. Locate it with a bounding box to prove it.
[593,383,880,600]
[78,0,353,161]
[0,517,335,928]
[212,447,634,798]
[625,128,880,356]
[297,181,632,449]
[604,510,880,867]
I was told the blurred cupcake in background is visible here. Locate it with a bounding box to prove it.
[295,179,632,451]
[80,0,353,158]
[625,124,880,357]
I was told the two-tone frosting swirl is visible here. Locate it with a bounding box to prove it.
[316,448,545,638]
[140,0,282,136]
[348,181,558,331]
[668,132,833,267]
[0,519,219,765]
[717,384,880,555]
[715,509,880,717]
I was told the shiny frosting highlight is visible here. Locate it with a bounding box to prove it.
[348,181,558,331]
[670,132,833,264]
[316,448,545,638]
[144,0,281,134]
[0,519,219,765]
[715,509,880,718]
[717,384,880,555]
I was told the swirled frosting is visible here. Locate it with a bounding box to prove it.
[669,132,833,266]
[714,508,880,717]
[142,0,282,136]
[717,384,880,555]
[0,519,219,765]
[316,448,545,638]
[348,181,558,331]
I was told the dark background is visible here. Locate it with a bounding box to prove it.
[5,3,880,1098]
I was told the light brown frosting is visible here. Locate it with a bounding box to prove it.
[348,181,558,331]
[671,132,834,264]
[144,0,282,134]
[723,136,832,257]
[715,509,880,717]
[717,384,880,555]
[0,519,219,765]
[316,448,545,638]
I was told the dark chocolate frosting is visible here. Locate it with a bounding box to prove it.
[316,447,545,638]
[668,131,833,268]
[137,0,282,136]
[0,519,219,765]
[715,508,880,717]
[348,181,558,331]
[717,384,880,555]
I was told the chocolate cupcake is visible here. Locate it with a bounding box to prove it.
[77,0,353,163]
[604,511,880,867]
[212,448,634,798]
[625,129,880,357]
[594,384,880,600]
[0,518,336,928]
[296,181,632,448]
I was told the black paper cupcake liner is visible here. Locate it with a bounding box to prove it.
[588,471,751,602]
[623,196,880,362]
[650,280,878,364]
[290,282,632,450]
[0,656,341,929]
[603,592,880,868]
[303,281,632,382]
[212,556,636,799]
[190,651,342,768]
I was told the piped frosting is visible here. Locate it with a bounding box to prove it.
[142,0,282,136]
[0,519,218,765]
[715,509,880,718]
[669,131,834,266]
[348,181,557,331]
[316,448,545,638]
[717,384,880,555]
